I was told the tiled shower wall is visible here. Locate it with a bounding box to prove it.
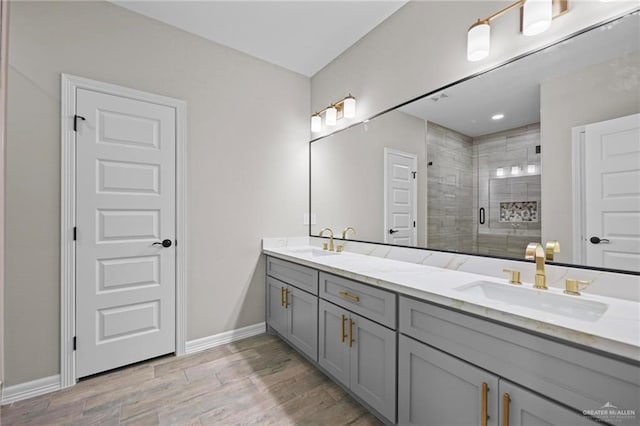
[426,122,541,257]
[426,122,474,252]
[473,123,542,257]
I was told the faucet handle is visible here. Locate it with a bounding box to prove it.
[525,242,540,260]
[564,279,590,296]
[545,240,560,261]
[502,269,522,285]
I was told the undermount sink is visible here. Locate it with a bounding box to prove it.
[455,281,608,322]
[285,247,339,257]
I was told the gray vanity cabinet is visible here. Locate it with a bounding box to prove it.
[398,335,499,426]
[319,299,396,422]
[499,380,599,426]
[266,276,288,336]
[266,269,318,362]
[319,299,351,386]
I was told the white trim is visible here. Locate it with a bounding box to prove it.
[60,74,187,388]
[383,147,418,245]
[185,323,266,355]
[1,375,61,405]
[571,126,586,265]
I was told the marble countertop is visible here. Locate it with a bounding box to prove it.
[263,244,640,363]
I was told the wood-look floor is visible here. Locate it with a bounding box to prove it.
[1,334,382,426]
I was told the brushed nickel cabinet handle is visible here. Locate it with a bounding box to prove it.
[339,291,360,303]
[503,393,510,426]
[481,382,488,426]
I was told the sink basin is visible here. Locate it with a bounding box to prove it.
[455,281,608,322]
[285,247,339,257]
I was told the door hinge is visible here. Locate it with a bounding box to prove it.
[73,336,77,351]
[73,115,86,132]
[73,227,77,241]
[411,171,417,179]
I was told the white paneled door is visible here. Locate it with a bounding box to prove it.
[585,113,640,272]
[384,148,417,246]
[75,88,176,378]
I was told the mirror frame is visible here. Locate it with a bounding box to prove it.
[308,8,640,276]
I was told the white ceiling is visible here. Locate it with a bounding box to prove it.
[112,0,408,77]
[400,12,640,137]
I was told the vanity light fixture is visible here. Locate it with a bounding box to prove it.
[467,0,568,62]
[492,113,505,120]
[310,94,357,132]
[325,105,337,126]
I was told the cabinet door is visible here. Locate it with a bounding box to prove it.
[499,381,600,426]
[398,335,499,426]
[349,312,397,422]
[318,299,351,387]
[286,286,318,362]
[266,276,287,335]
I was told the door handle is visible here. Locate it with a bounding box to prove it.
[389,229,399,234]
[589,236,610,244]
[153,239,173,248]
[481,382,488,426]
[502,393,510,426]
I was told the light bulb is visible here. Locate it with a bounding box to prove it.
[325,106,337,126]
[343,96,356,118]
[523,0,552,36]
[467,20,490,61]
[311,115,321,133]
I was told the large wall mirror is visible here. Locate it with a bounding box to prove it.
[310,10,640,274]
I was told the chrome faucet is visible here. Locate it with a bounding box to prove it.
[319,228,335,251]
[525,243,547,290]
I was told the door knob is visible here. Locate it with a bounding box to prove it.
[589,236,610,244]
[389,229,399,234]
[153,239,173,248]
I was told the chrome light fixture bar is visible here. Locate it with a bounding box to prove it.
[311,94,357,132]
[467,0,568,62]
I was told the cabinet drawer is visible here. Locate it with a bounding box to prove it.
[319,272,396,329]
[399,295,640,422]
[266,256,318,295]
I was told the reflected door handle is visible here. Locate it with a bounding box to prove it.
[153,239,173,248]
[389,229,399,234]
[589,236,610,244]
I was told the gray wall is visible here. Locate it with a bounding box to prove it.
[540,54,640,263]
[5,1,309,386]
[425,121,473,253]
[311,110,426,246]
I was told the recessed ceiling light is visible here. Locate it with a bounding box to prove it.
[492,113,505,120]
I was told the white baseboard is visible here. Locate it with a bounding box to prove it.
[185,322,266,355]
[1,375,61,405]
